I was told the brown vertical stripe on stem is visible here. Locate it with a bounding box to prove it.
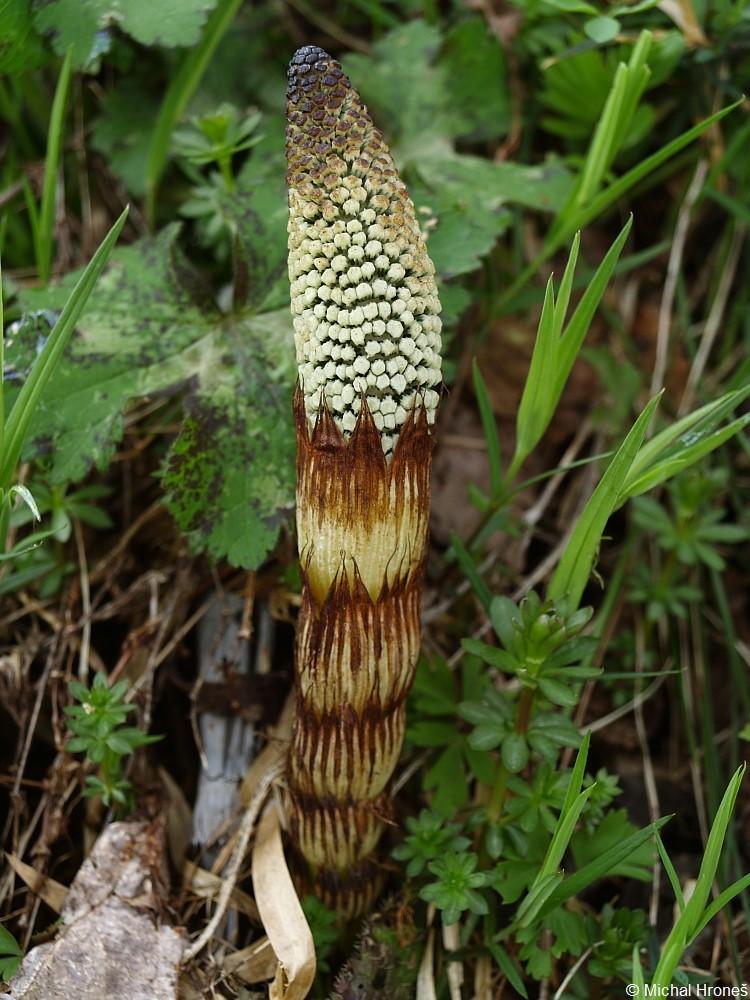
[285,45,441,917]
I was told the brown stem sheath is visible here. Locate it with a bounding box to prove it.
[284,46,442,916]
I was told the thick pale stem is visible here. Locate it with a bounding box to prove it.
[285,46,442,916]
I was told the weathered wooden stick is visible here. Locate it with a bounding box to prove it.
[285,45,442,917]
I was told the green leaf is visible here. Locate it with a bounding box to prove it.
[35,46,72,285]
[424,742,470,816]
[511,220,630,475]
[651,765,746,987]
[66,735,90,754]
[548,392,662,610]
[439,18,510,141]
[1,208,128,493]
[486,942,528,998]
[413,154,571,279]
[34,0,220,67]
[344,21,447,154]
[91,84,159,197]
[145,0,245,219]
[538,816,670,920]
[502,732,529,772]
[584,16,621,43]
[11,225,296,568]
[0,922,22,981]
[571,809,655,881]
[451,532,493,611]
[622,387,750,502]
[537,676,579,707]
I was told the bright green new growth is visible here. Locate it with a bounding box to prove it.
[510,217,632,480]
[547,385,750,612]
[499,28,740,306]
[65,673,160,810]
[628,766,749,993]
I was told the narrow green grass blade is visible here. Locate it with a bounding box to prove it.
[486,942,529,999]
[22,176,40,249]
[656,832,685,913]
[567,99,741,238]
[575,62,628,207]
[651,765,745,986]
[516,872,564,927]
[512,276,557,475]
[552,216,632,405]
[450,532,493,612]
[37,47,73,284]
[609,32,651,155]
[145,0,244,224]
[631,946,646,997]
[472,360,503,497]
[0,254,4,453]
[692,873,750,939]
[623,414,750,500]
[537,816,670,920]
[552,231,580,342]
[547,392,662,610]
[0,207,129,488]
[628,386,750,481]
[560,730,590,820]
[536,785,595,885]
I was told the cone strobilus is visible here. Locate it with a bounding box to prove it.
[285,45,442,918]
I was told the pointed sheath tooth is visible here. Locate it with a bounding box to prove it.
[286,47,441,918]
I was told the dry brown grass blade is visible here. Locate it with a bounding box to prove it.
[252,804,315,1000]
[5,853,67,913]
[182,757,283,962]
[182,860,260,922]
[222,936,277,984]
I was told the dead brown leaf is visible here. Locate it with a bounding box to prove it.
[4,854,67,914]
[251,805,315,1000]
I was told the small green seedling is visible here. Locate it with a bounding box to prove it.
[65,673,160,811]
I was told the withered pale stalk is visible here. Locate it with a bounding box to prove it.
[285,45,442,917]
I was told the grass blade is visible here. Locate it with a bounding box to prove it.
[628,386,750,482]
[537,816,671,920]
[536,785,595,885]
[37,47,73,284]
[552,216,632,404]
[450,532,492,612]
[567,99,741,240]
[512,276,557,476]
[0,207,129,490]
[560,730,590,821]
[651,765,745,987]
[692,873,750,940]
[547,392,662,610]
[656,832,685,913]
[0,253,4,455]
